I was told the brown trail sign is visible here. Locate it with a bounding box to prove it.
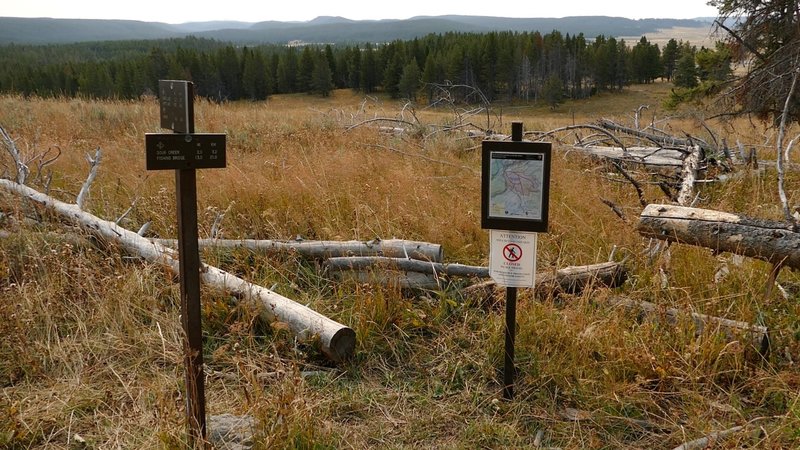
[148,79,226,447]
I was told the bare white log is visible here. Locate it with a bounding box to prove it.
[637,204,800,269]
[677,145,700,206]
[153,237,444,262]
[76,148,101,210]
[671,425,744,450]
[573,145,685,167]
[607,297,768,353]
[598,118,712,156]
[0,179,355,361]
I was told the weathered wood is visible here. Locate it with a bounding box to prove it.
[0,179,355,361]
[677,145,700,206]
[325,256,487,278]
[637,204,800,269]
[325,257,627,295]
[153,237,443,262]
[671,425,744,450]
[574,145,686,167]
[606,296,769,353]
[598,119,712,155]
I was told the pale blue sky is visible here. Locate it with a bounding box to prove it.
[2,0,720,23]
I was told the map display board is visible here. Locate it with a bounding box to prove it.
[481,141,551,232]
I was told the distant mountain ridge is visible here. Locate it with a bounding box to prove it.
[0,15,713,45]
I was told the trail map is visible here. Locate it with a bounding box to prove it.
[488,152,544,220]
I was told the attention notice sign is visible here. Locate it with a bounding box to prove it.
[488,230,537,288]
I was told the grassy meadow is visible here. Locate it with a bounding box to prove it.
[1,83,800,448]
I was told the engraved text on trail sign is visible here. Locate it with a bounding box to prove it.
[146,133,227,170]
[159,80,193,133]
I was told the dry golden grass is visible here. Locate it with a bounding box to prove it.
[1,85,799,448]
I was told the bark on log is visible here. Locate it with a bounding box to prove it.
[606,296,769,354]
[153,237,443,262]
[637,204,800,269]
[0,179,355,361]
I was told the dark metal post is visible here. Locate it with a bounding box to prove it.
[511,121,523,142]
[173,83,206,447]
[503,121,524,400]
[503,286,518,400]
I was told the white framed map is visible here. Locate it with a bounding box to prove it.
[481,141,551,232]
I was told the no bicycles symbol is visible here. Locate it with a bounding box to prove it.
[503,244,523,262]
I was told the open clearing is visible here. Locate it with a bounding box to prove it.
[2,84,800,448]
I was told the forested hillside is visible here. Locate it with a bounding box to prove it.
[0,15,710,45]
[0,32,731,105]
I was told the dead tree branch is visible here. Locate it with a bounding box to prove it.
[671,425,745,450]
[776,66,800,223]
[76,148,101,210]
[1,125,29,184]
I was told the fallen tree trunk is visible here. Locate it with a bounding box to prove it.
[637,204,800,269]
[153,237,443,262]
[325,256,488,278]
[462,261,628,299]
[598,119,712,156]
[0,179,355,361]
[574,145,686,167]
[325,257,626,294]
[605,296,769,354]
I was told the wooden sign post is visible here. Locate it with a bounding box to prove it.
[481,122,551,400]
[146,80,227,447]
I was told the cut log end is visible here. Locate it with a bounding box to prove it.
[325,327,357,362]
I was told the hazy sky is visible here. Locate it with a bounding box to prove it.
[3,0,720,23]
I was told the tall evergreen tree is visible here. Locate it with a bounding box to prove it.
[661,38,680,81]
[311,54,333,97]
[398,60,421,100]
[360,44,378,93]
[297,46,315,93]
[673,53,699,88]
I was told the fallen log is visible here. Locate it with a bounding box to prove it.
[598,118,713,156]
[605,296,769,354]
[325,257,626,295]
[153,237,443,262]
[463,261,628,300]
[0,179,355,361]
[574,145,686,167]
[637,204,800,269]
[325,256,487,278]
